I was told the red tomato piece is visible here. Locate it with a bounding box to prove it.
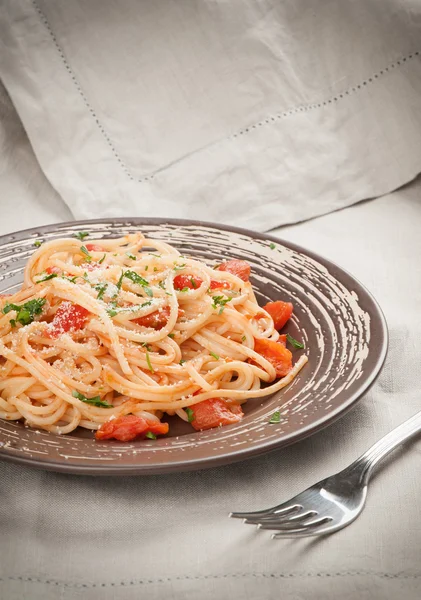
[253,338,292,379]
[190,398,244,431]
[263,301,293,330]
[173,274,203,290]
[218,259,251,282]
[47,302,89,338]
[133,307,184,329]
[85,243,104,252]
[209,280,230,290]
[45,266,61,274]
[95,415,169,441]
[278,334,287,347]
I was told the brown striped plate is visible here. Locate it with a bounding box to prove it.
[0,219,388,475]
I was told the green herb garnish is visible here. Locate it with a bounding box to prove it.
[179,359,186,365]
[241,335,246,342]
[34,240,42,248]
[80,246,92,262]
[62,275,78,284]
[9,319,16,328]
[153,267,158,272]
[168,333,175,339]
[123,270,153,297]
[3,298,46,326]
[209,351,220,360]
[94,283,108,301]
[98,253,106,264]
[71,390,112,408]
[36,272,57,283]
[126,252,137,260]
[180,287,189,293]
[185,407,195,423]
[173,263,186,271]
[141,342,152,351]
[75,231,89,241]
[286,333,304,349]
[211,295,232,314]
[145,431,157,439]
[106,301,118,317]
[190,278,198,289]
[158,281,166,290]
[145,265,149,271]
[269,411,281,424]
[269,242,276,250]
[146,351,154,373]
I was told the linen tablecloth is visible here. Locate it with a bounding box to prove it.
[0,2,421,598]
[1,0,421,230]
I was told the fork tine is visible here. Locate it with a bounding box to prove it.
[251,509,318,527]
[261,516,333,536]
[229,503,302,520]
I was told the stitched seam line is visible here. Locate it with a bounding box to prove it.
[2,571,421,588]
[32,0,420,183]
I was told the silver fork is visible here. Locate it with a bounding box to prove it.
[230,410,421,538]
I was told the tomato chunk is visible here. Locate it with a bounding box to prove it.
[47,302,89,338]
[218,260,251,282]
[190,398,244,431]
[209,280,230,290]
[173,274,203,290]
[278,334,287,347]
[95,415,169,441]
[253,338,292,378]
[263,301,293,330]
[45,266,61,275]
[133,307,183,329]
[85,243,104,252]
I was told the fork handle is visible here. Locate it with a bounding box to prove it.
[352,409,421,484]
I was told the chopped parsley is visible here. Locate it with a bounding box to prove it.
[123,270,153,297]
[126,252,137,260]
[74,231,89,241]
[62,275,78,284]
[211,295,232,314]
[94,283,108,300]
[168,333,175,339]
[212,264,221,270]
[286,333,305,349]
[36,272,57,283]
[149,253,161,258]
[179,359,186,365]
[98,253,106,264]
[153,267,158,272]
[190,278,198,289]
[241,335,246,342]
[144,265,149,271]
[80,246,92,262]
[34,240,42,248]
[3,298,46,326]
[145,431,157,439]
[173,263,186,271]
[106,301,118,317]
[158,281,166,290]
[71,390,112,408]
[269,242,276,250]
[269,411,281,424]
[180,287,190,293]
[209,351,220,360]
[141,342,152,351]
[185,407,195,423]
[146,351,154,373]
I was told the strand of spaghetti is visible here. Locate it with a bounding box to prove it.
[50,278,132,375]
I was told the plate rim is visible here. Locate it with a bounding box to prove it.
[0,217,389,475]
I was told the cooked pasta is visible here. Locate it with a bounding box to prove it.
[0,232,307,441]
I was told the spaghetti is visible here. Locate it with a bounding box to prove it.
[0,232,307,441]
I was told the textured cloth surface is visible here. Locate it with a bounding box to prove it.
[0,86,420,599]
[0,0,421,230]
